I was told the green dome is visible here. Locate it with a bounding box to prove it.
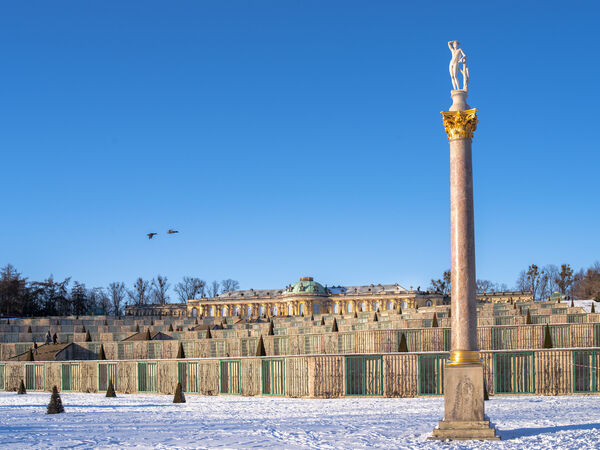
[286,277,328,295]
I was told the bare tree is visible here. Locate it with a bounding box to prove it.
[572,262,600,300]
[207,280,220,298]
[556,263,574,296]
[174,277,206,302]
[429,270,451,295]
[108,282,126,316]
[151,275,170,305]
[516,264,543,299]
[221,279,240,293]
[128,278,150,306]
[476,279,496,294]
[90,287,111,314]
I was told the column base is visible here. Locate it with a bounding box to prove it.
[428,363,500,440]
[429,419,500,441]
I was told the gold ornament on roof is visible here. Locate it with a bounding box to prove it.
[441,109,478,140]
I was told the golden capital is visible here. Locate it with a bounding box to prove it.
[441,108,478,140]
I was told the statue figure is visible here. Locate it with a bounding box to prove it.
[448,40,467,91]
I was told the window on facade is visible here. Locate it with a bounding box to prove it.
[117,343,133,360]
[272,306,278,316]
[98,362,118,392]
[313,303,320,314]
[222,307,228,317]
[402,301,407,309]
[346,303,353,313]
[299,304,305,315]
[426,300,432,307]
[61,363,80,392]
[25,363,45,391]
[387,301,394,310]
[220,360,241,394]
[373,302,379,311]
[234,306,240,316]
[178,361,200,393]
[192,308,198,318]
[333,303,339,314]
[247,306,253,316]
[137,362,158,392]
[259,306,265,316]
[360,302,366,312]
[209,306,215,317]
[288,304,293,316]
[148,342,163,359]
[345,356,383,396]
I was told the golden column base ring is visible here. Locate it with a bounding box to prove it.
[448,350,482,366]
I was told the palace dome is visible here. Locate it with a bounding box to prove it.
[286,277,328,295]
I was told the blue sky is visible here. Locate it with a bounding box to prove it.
[1,1,599,293]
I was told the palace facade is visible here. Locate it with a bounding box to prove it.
[125,276,532,317]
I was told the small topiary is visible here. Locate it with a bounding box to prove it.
[145,329,152,341]
[268,321,274,336]
[81,326,86,333]
[98,344,107,360]
[106,379,116,398]
[150,319,154,326]
[331,318,339,332]
[526,309,532,325]
[373,313,379,322]
[256,335,266,357]
[85,331,92,342]
[432,313,439,328]
[398,333,408,352]
[17,379,26,395]
[543,323,553,349]
[571,299,575,308]
[321,316,326,326]
[104,320,108,326]
[176,342,186,359]
[205,328,212,339]
[47,386,65,414]
[173,381,186,403]
[27,325,32,333]
[168,323,174,332]
[592,302,596,314]
[398,307,403,315]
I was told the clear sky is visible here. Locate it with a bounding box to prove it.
[1,1,599,294]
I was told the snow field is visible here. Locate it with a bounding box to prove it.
[0,392,599,448]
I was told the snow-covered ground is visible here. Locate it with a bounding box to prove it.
[0,392,599,449]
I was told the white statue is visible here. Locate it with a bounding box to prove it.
[448,40,467,91]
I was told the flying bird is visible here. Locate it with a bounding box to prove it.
[147,233,158,239]
[167,229,179,234]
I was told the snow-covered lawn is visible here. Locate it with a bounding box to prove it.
[0,392,599,449]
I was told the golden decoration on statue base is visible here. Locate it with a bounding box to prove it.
[441,108,478,140]
[448,350,482,366]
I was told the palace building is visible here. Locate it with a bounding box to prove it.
[124,276,531,317]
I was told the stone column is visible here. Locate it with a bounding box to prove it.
[430,90,499,441]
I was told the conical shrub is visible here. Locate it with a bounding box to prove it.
[310,314,314,321]
[398,333,408,352]
[205,328,212,339]
[354,311,358,319]
[85,331,92,342]
[81,326,86,333]
[145,329,152,341]
[268,321,274,336]
[150,319,154,326]
[52,333,58,344]
[543,323,553,349]
[27,325,32,333]
[432,313,439,328]
[398,307,403,315]
[47,386,64,414]
[106,379,116,398]
[320,317,325,326]
[168,323,174,332]
[592,302,596,314]
[194,318,198,325]
[256,336,266,357]
[331,318,339,332]
[571,299,575,308]
[104,320,108,326]
[98,344,106,360]
[173,381,186,403]
[135,324,140,333]
[176,342,186,359]
[373,313,378,322]
[526,309,532,325]
[17,379,26,394]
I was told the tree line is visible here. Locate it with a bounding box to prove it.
[429,262,600,301]
[0,264,240,317]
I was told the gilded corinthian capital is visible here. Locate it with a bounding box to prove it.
[441,109,478,140]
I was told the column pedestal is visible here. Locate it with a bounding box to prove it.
[429,364,499,440]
